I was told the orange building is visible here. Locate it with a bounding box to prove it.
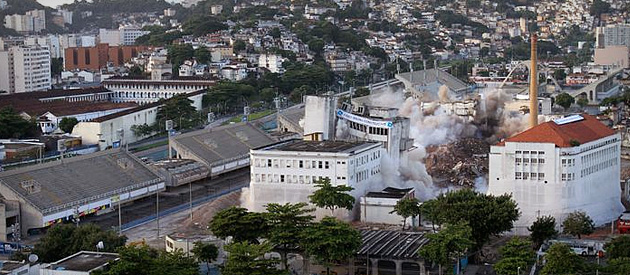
[64,44,148,71]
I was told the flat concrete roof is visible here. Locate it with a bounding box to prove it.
[49,251,118,272]
[268,140,380,154]
[172,122,276,165]
[0,149,162,213]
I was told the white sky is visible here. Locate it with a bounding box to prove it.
[37,0,75,7]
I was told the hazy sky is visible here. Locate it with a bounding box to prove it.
[37,0,75,7]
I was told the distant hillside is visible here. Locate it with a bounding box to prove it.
[61,0,172,15]
[2,0,47,15]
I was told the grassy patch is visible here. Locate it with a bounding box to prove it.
[224,110,275,125]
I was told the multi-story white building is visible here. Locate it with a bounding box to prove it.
[103,77,215,105]
[258,54,285,74]
[99,25,148,46]
[3,9,45,33]
[248,139,383,216]
[0,45,51,93]
[488,114,625,234]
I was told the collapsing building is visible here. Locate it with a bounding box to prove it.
[488,114,624,233]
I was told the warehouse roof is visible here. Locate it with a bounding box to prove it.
[396,68,468,92]
[356,229,429,260]
[173,123,276,166]
[0,149,161,213]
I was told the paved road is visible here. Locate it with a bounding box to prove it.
[83,168,250,232]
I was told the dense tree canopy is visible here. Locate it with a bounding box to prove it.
[540,243,589,275]
[554,93,575,110]
[208,207,268,243]
[155,95,201,130]
[562,211,594,239]
[34,224,127,263]
[419,222,474,274]
[391,197,421,230]
[0,107,38,139]
[59,117,79,133]
[302,217,361,275]
[222,242,287,275]
[605,236,630,260]
[421,188,519,251]
[528,215,558,249]
[96,243,198,275]
[308,178,355,215]
[493,238,535,275]
[265,203,314,270]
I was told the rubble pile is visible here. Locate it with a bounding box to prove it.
[425,138,490,186]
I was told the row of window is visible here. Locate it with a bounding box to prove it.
[515,151,545,155]
[561,158,575,167]
[581,158,617,177]
[346,121,390,136]
[254,159,335,169]
[515,172,545,180]
[580,138,618,153]
[254,174,331,184]
[515,158,546,165]
[561,173,575,181]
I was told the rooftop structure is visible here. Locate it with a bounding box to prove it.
[361,188,416,226]
[396,68,471,99]
[41,251,119,274]
[171,123,276,176]
[268,140,380,153]
[0,149,163,232]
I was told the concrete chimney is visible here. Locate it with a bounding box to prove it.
[529,34,538,128]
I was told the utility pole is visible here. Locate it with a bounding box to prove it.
[118,198,122,235]
[156,191,160,239]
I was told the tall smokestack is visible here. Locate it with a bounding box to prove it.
[529,34,538,128]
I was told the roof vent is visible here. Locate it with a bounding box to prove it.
[20,179,41,194]
[203,139,217,149]
[553,114,584,125]
[235,131,249,142]
[117,158,134,169]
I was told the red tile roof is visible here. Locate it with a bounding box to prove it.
[497,114,616,147]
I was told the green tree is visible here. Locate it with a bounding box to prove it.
[606,257,630,275]
[233,39,247,52]
[130,123,154,137]
[590,0,611,17]
[420,199,444,232]
[605,236,630,259]
[302,217,361,275]
[390,197,421,230]
[553,69,567,81]
[270,27,281,39]
[99,243,198,275]
[222,241,286,275]
[51,57,64,78]
[194,47,212,64]
[128,65,144,77]
[528,215,558,249]
[0,107,38,138]
[34,224,127,263]
[58,117,79,133]
[265,203,314,270]
[182,15,228,36]
[156,95,201,131]
[493,238,535,275]
[167,44,194,75]
[191,242,219,274]
[540,243,588,275]
[208,207,268,243]
[555,92,575,110]
[308,177,355,215]
[562,210,594,239]
[419,222,474,275]
[577,97,589,108]
[420,189,519,252]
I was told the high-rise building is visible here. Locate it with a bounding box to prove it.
[0,45,51,94]
[98,25,149,46]
[596,24,630,48]
[3,9,46,33]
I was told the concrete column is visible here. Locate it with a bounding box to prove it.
[395,260,402,275]
[370,259,379,275]
[348,258,355,275]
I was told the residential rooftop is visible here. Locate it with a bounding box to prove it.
[46,251,119,272]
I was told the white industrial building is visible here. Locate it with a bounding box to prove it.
[0,45,51,94]
[360,187,416,226]
[487,114,624,234]
[248,139,383,217]
[103,77,215,105]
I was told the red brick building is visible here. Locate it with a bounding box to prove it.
[64,44,148,71]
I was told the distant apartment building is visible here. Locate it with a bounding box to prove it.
[3,9,46,33]
[64,44,149,71]
[0,45,51,94]
[99,25,149,46]
[258,54,285,74]
[596,24,630,48]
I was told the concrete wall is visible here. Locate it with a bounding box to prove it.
[0,183,43,234]
[595,46,629,68]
